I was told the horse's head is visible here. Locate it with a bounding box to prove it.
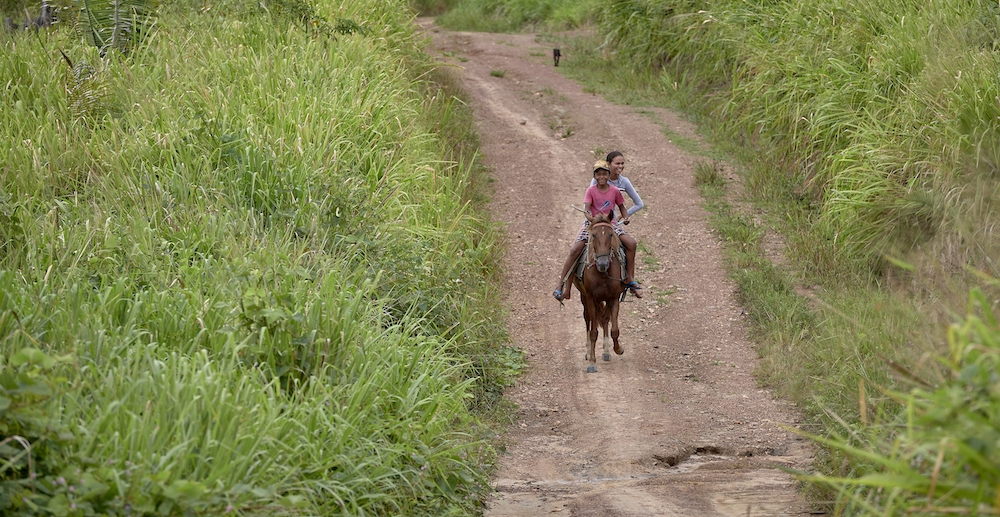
[589,213,616,273]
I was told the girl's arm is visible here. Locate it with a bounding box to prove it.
[583,202,595,223]
[617,203,630,224]
[620,178,644,216]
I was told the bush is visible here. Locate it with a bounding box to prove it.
[805,281,1000,514]
[1,348,233,516]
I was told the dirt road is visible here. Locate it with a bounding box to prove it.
[419,20,818,516]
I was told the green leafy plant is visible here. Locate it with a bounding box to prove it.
[802,282,1000,515]
[0,192,25,264]
[0,347,74,493]
[78,0,154,56]
[334,17,370,36]
[0,348,244,516]
[0,348,113,514]
[265,0,370,38]
[57,50,115,127]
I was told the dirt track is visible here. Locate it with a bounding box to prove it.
[419,20,819,516]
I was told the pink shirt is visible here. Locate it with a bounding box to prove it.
[584,184,625,219]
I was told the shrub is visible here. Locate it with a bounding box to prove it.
[804,281,1000,514]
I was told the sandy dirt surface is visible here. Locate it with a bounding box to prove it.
[418,19,820,517]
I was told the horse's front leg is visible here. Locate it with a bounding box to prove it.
[584,318,596,362]
[611,299,623,356]
[587,318,599,372]
[602,317,612,362]
[582,301,598,372]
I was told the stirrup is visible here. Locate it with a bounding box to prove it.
[553,289,564,302]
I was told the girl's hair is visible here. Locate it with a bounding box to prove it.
[606,151,624,163]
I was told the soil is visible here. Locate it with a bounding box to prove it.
[419,20,820,516]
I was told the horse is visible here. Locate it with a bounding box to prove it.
[572,212,627,372]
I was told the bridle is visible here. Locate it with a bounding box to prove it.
[587,221,618,274]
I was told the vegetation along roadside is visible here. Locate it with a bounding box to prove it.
[2,0,524,515]
[433,0,1000,514]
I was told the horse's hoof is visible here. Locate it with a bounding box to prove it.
[586,365,597,373]
[614,345,624,355]
[602,353,611,362]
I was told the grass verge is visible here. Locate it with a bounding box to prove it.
[1,1,524,515]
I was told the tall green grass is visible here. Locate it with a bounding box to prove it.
[410,0,461,16]
[436,0,602,32]
[1,0,517,514]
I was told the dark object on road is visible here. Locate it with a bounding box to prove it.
[553,48,561,66]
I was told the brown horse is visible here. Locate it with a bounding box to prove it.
[572,213,627,372]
